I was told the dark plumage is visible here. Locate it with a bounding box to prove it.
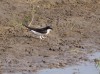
[23,25,52,34]
[23,25,53,39]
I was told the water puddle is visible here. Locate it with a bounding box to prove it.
[3,52,100,74]
[37,52,100,74]
[88,52,100,60]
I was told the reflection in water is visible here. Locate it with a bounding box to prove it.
[38,52,100,74]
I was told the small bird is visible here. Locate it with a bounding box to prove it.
[23,25,53,39]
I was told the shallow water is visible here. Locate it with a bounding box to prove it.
[37,52,100,74]
[3,52,100,74]
[38,62,99,74]
[88,52,100,60]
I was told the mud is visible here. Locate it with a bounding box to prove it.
[0,0,100,74]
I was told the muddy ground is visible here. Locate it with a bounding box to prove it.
[0,0,100,74]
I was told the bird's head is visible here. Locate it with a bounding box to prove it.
[46,26,53,30]
[45,26,53,35]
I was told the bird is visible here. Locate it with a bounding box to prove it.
[23,25,53,39]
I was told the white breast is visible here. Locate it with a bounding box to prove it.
[31,30,42,35]
[46,29,51,35]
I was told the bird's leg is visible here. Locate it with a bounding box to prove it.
[42,36,46,38]
[40,36,46,39]
[40,36,43,39]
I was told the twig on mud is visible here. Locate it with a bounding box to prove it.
[28,5,36,26]
[28,15,34,26]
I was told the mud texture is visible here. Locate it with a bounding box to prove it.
[0,0,100,74]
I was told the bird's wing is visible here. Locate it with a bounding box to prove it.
[33,28,47,33]
[23,25,47,33]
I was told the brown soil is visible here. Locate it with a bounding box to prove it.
[0,0,100,73]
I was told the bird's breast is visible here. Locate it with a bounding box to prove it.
[46,29,51,35]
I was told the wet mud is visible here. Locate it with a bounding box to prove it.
[0,0,100,74]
